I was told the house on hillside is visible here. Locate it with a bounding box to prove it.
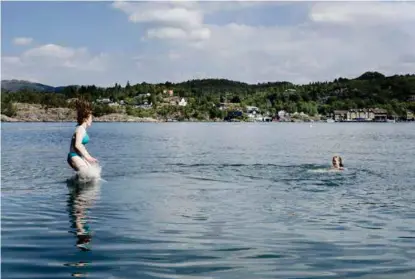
[96,98,111,104]
[347,109,374,121]
[246,106,260,113]
[245,106,262,121]
[333,108,388,122]
[333,110,348,121]
[135,101,152,109]
[164,96,187,106]
[372,108,388,121]
[178,98,187,106]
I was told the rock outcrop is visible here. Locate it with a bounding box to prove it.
[1,103,159,122]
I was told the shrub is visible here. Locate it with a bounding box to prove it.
[1,102,17,117]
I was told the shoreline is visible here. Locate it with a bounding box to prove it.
[1,103,413,123]
[0,103,160,123]
[2,115,412,124]
[1,114,160,123]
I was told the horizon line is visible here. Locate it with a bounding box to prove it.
[2,71,415,88]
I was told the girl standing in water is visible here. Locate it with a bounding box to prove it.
[67,100,98,172]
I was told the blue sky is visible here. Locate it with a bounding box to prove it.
[2,1,415,86]
[2,2,145,54]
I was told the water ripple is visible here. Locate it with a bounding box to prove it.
[2,123,415,278]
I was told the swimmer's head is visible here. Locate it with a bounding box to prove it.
[332,156,338,167]
[332,156,344,168]
[75,99,93,126]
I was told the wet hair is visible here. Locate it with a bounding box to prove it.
[338,156,344,168]
[75,99,92,125]
[332,156,344,168]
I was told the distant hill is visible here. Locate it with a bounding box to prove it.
[1,79,59,93]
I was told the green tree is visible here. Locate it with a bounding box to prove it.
[1,102,17,117]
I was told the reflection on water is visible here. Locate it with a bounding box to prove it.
[66,179,101,277]
[67,179,101,251]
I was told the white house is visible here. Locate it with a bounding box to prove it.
[135,102,152,109]
[246,106,260,113]
[96,98,111,104]
[244,106,258,118]
[178,98,187,106]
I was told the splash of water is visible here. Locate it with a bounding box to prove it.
[308,168,347,173]
[75,163,103,183]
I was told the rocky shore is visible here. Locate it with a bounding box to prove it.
[1,102,325,123]
[1,103,159,123]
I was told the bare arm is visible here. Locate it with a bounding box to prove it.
[74,126,93,160]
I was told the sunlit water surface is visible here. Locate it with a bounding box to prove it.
[2,122,415,279]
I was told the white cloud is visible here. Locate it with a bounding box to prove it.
[128,2,415,84]
[2,43,110,86]
[111,0,270,42]
[132,7,203,28]
[112,1,214,41]
[2,2,415,86]
[20,44,108,72]
[146,27,187,40]
[2,56,22,65]
[23,44,79,59]
[309,2,415,25]
[13,37,33,46]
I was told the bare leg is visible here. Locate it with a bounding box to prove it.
[69,156,89,172]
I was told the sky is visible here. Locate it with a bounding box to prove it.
[1,0,415,87]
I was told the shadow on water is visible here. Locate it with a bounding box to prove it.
[65,178,101,277]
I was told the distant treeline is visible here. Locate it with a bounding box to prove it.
[2,71,415,119]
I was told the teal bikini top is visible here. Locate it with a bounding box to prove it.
[76,125,89,144]
[82,132,89,144]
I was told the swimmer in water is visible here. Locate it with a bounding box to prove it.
[331,155,344,170]
[67,100,98,172]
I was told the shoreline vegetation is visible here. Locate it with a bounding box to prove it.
[1,71,415,123]
[0,103,160,123]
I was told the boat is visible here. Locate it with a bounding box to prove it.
[326,118,335,123]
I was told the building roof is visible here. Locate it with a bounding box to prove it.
[372,108,387,114]
[334,108,388,114]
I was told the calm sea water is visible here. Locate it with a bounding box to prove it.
[2,122,415,279]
